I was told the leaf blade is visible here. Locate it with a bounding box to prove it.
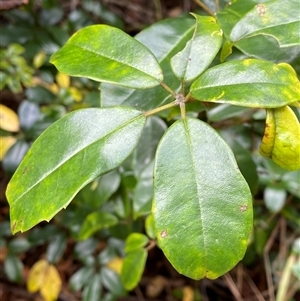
[50,25,163,89]
[230,0,300,48]
[153,118,252,279]
[6,107,146,233]
[171,14,222,82]
[190,59,300,108]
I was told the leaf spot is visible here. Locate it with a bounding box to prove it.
[239,205,248,212]
[255,4,267,16]
[23,167,28,174]
[160,230,168,238]
[12,221,17,231]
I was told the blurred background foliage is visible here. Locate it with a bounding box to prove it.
[0,1,299,301]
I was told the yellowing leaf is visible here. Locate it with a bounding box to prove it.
[182,286,194,301]
[27,259,62,301]
[0,136,16,160]
[56,72,70,89]
[69,86,82,102]
[33,51,46,68]
[106,256,123,274]
[0,105,20,132]
[260,106,300,171]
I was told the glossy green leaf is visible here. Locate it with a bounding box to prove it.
[81,170,121,208]
[124,233,149,253]
[69,266,94,292]
[133,161,154,219]
[153,118,252,280]
[264,187,286,213]
[101,17,195,110]
[6,107,146,234]
[46,233,67,263]
[260,106,300,171]
[100,267,126,296]
[216,0,300,71]
[50,25,163,89]
[230,0,300,48]
[121,249,147,290]
[8,237,31,253]
[83,273,102,301]
[145,214,156,240]
[4,253,24,283]
[190,59,300,108]
[79,212,118,240]
[171,14,222,82]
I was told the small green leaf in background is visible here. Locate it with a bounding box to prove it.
[121,249,147,290]
[264,187,286,213]
[153,118,252,280]
[260,106,300,171]
[69,266,95,292]
[82,273,102,301]
[170,14,222,82]
[6,107,146,233]
[145,214,156,240]
[50,25,163,89]
[124,233,149,253]
[230,0,300,48]
[4,253,24,283]
[79,212,118,240]
[46,233,67,264]
[190,59,300,108]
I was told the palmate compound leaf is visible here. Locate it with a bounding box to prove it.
[190,59,300,108]
[153,118,253,280]
[6,107,146,234]
[260,106,300,171]
[50,25,163,89]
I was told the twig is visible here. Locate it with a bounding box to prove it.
[193,0,215,16]
[223,273,243,301]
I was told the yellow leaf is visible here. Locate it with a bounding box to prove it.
[56,72,70,89]
[260,106,300,171]
[0,104,20,132]
[33,51,47,68]
[69,86,83,102]
[40,264,62,301]
[106,256,123,274]
[0,136,16,160]
[27,259,62,301]
[182,286,194,301]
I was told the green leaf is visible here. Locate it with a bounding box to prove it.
[216,0,300,71]
[230,0,300,48]
[81,170,121,208]
[101,17,195,110]
[6,107,146,234]
[83,273,102,301]
[125,233,149,253]
[264,187,286,213]
[79,212,118,240]
[46,233,67,263]
[69,266,95,292]
[190,59,300,108]
[121,249,147,290]
[50,25,163,89]
[153,118,252,280]
[100,267,126,297]
[171,14,222,82]
[4,253,24,283]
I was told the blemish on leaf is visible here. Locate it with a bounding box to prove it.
[23,167,28,174]
[239,205,248,212]
[255,4,267,16]
[160,230,168,238]
[12,221,17,232]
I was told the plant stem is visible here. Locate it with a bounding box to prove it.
[160,81,176,97]
[215,0,220,11]
[193,0,215,16]
[153,0,163,21]
[180,103,186,119]
[144,101,177,117]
